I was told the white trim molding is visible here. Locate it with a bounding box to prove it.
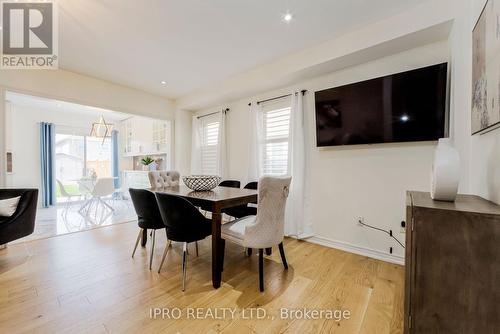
[306,235,405,265]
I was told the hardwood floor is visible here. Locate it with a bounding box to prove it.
[0,221,404,334]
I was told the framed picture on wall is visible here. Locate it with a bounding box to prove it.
[472,0,500,134]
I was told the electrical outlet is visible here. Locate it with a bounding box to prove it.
[357,217,365,226]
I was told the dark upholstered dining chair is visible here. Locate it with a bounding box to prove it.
[0,189,38,246]
[129,188,166,270]
[223,181,258,219]
[218,180,241,188]
[155,193,212,291]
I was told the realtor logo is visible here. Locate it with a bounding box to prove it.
[1,1,58,69]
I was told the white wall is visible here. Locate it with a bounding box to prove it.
[194,41,450,263]
[174,108,193,176]
[0,88,6,187]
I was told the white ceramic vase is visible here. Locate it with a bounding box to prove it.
[431,138,460,202]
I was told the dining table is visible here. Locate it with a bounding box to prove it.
[150,185,258,289]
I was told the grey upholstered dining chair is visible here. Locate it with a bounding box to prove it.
[148,171,180,188]
[220,176,292,292]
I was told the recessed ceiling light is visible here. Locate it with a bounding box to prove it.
[161,81,167,85]
[401,115,409,122]
[283,13,293,22]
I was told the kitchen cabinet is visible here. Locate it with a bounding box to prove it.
[121,117,172,157]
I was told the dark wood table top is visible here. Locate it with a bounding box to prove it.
[150,185,258,206]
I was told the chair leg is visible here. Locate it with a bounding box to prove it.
[99,197,115,212]
[278,242,288,270]
[195,241,199,257]
[265,247,272,255]
[149,230,156,270]
[158,240,172,273]
[259,249,264,292]
[182,242,188,291]
[141,229,148,247]
[132,229,142,258]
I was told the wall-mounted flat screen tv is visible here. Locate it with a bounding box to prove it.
[314,63,448,147]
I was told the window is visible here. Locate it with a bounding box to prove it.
[262,103,291,176]
[55,132,112,202]
[200,116,220,175]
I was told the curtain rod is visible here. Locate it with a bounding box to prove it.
[38,122,91,130]
[197,108,229,119]
[248,90,307,106]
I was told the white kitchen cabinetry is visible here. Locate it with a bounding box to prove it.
[121,117,172,157]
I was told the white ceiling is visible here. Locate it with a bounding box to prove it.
[6,92,131,122]
[58,0,424,99]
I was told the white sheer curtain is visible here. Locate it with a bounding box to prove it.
[216,110,228,178]
[247,103,263,182]
[190,115,202,174]
[285,92,313,238]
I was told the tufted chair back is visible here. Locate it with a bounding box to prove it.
[243,176,291,248]
[148,171,180,189]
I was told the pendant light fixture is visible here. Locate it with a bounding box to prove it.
[90,115,114,145]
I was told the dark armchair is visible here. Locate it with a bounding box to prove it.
[0,189,38,245]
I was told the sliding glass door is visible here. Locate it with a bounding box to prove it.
[55,133,111,203]
[85,136,112,180]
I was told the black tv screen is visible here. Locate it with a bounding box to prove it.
[314,63,448,147]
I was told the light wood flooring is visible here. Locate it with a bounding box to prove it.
[0,221,404,334]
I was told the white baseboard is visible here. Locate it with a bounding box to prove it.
[305,235,405,265]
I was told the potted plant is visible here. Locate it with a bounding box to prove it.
[140,157,157,171]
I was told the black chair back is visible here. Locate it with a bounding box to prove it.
[219,180,241,188]
[0,189,38,244]
[244,182,258,190]
[155,193,211,242]
[129,188,164,229]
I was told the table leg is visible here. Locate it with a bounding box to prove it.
[211,211,222,288]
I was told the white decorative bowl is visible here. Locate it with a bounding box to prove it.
[182,175,221,191]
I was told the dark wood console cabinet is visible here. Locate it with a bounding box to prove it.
[405,191,500,333]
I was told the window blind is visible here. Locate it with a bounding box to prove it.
[201,118,220,175]
[262,107,291,175]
